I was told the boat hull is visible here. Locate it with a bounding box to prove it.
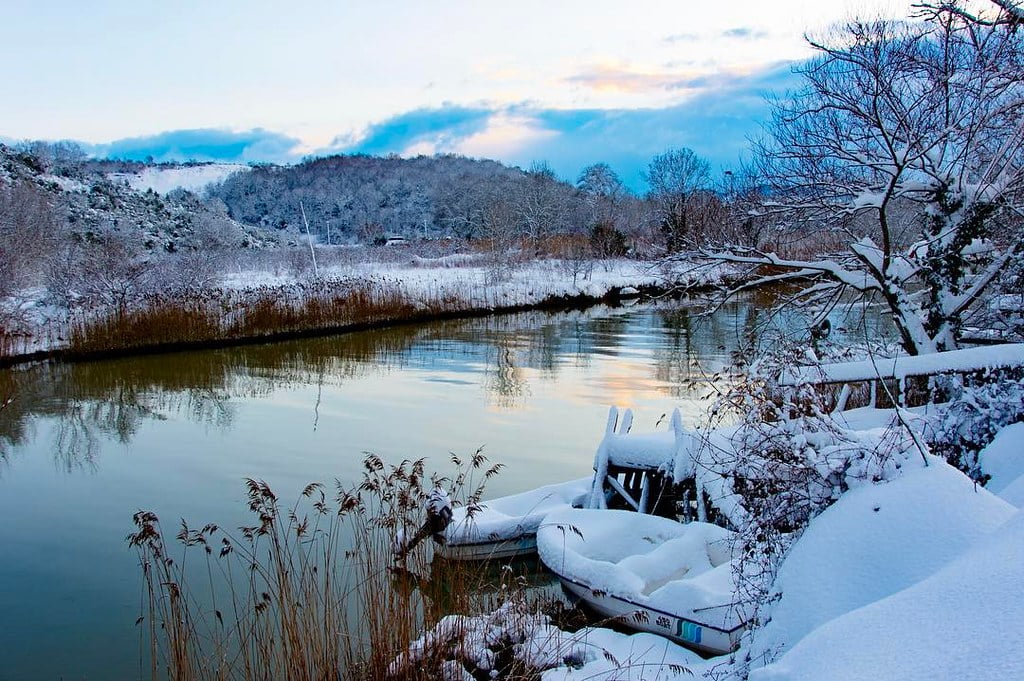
[558,575,743,656]
[437,534,538,561]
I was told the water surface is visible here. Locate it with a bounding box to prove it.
[0,296,797,680]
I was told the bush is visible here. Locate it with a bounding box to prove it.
[698,342,916,665]
[926,369,1024,483]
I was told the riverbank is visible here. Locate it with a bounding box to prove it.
[0,257,741,367]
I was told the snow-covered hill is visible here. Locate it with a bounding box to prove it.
[108,163,249,195]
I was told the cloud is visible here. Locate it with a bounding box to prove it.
[20,62,800,194]
[328,105,495,156]
[722,27,770,39]
[663,32,700,43]
[87,128,303,163]
[515,62,800,189]
[564,65,701,94]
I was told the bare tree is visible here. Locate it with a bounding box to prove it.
[643,148,711,252]
[577,162,625,204]
[515,161,572,251]
[0,182,60,299]
[700,5,1024,355]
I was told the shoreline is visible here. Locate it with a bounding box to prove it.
[0,280,711,368]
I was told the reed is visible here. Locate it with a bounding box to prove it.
[67,279,445,356]
[128,451,546,681]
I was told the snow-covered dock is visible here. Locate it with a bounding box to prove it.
[779,343,1024,411]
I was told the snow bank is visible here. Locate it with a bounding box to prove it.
[980,422,1024,506]
[536,627,703,681]
[444,477,590,545]
[109,163,249,195]
[745,458,1015,671]
[751,508,1024,681]
[537,508,741,630]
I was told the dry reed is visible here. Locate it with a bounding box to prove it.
[128,450,548,681]
[67,279,438,355]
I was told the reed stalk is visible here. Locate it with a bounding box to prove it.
[128,451,540,681]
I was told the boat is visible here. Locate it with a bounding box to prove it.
[438,477,591,561]
[537,507,747,655]
[438,406,711,561]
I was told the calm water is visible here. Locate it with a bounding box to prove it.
[0,296,804,680]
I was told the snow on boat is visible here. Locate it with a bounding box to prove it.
[438,477,591,561]
[537,507,747,656]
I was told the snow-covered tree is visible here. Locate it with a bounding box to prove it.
[644,147,711,252]
[701,3,1024,355]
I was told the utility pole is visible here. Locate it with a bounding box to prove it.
[299,201,319,278]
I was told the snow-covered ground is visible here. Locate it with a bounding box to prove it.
[401,412,1024,681]
[108,163,249,195]
[221,258,719,309]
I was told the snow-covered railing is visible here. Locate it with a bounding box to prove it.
[779,343,1024,410]
[587,407,698,513]
[780,344,1024,385]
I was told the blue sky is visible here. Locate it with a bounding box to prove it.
[0,0,905,189]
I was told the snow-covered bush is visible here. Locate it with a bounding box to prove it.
[391,594,700,681]
[700,343,916,667]
[927,369,1024,483]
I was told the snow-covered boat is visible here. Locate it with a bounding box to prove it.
[438,477,591,561]
[537,507,747,655]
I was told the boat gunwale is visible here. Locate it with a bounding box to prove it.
[443,532,537,550]
[553,572,746,637]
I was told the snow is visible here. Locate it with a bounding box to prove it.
[996,473,1024,508]
[751,508,1024,681]
[428,486,453,516]
[780,343,1024,385]
[744,457,1015,672]
[393,600,705,681]
[444,477,591,545]
[221,258,675,308]
[534,627,703,681]
[40,173,89,193]
[108,163,249,195]
[398,406,1024,681]
[5,256,728,358]
[586,408,698,510]
[980,422,1024,505]
[537,508,742,631]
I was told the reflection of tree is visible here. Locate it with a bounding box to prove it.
[483,339,529,409]
[0,368,28,473]
[651,299,761,398]
[0,321,472,472]
[53,402,101,473]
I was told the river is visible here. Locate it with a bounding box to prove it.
[0,294,818,680]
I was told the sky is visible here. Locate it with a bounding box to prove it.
[0,0,908,189]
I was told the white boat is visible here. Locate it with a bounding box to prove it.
[537,507,747,655]
[438,477,591,561]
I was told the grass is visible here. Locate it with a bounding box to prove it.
[127,450,554,681]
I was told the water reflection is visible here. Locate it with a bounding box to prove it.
[0,303,749,473]
[0,294,882,478]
